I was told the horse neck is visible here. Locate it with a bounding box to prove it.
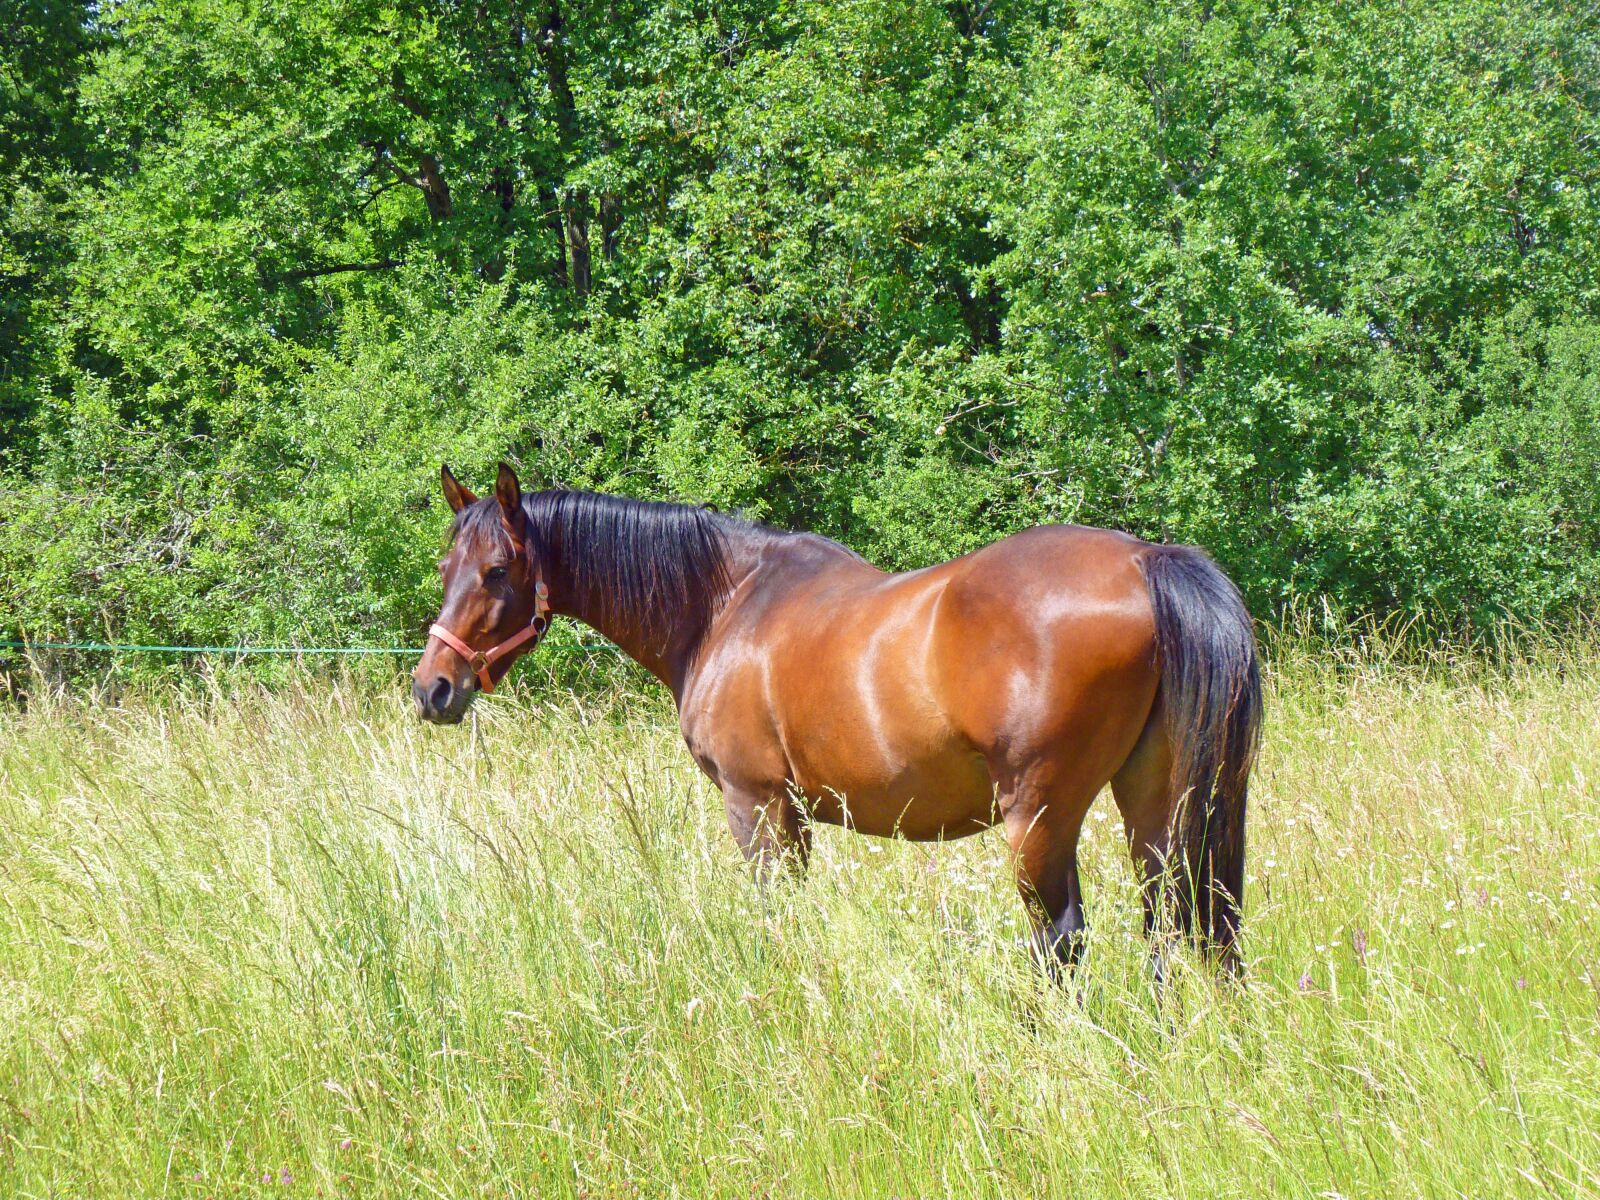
[533,504,765,697]
[544,571,694,692]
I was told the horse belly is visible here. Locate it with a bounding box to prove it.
[789,727,996,841]
[766,582,998,840]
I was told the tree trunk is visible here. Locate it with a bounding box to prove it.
[600,193,620,261]
[566,193,591,297]
[415,152,453,220]
[541,184,569,288]
[538,0,590,296]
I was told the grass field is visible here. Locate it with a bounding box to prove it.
[2,648,1599,1199]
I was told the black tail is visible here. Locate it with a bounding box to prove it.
[1138,544,1262,969]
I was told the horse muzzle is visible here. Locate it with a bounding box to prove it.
[412,673,475,724]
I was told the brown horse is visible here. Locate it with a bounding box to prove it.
[413,464,1262,976]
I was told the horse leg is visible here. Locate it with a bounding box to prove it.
[721,783,811,887]
[1000,773,1098,983]
[1111,696,1179,983]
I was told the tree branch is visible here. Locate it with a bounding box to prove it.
[374,142,452,220]
[270,258,406,284]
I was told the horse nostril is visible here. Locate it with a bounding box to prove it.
[429,677,454,712]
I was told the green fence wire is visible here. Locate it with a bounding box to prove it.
[0,639,621,657]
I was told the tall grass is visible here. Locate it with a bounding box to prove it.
[2,651,1598,1198]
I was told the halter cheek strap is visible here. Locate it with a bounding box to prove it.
[428,577,550,694]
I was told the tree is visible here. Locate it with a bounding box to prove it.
[2,0,1598,653]
[0,0,103,461]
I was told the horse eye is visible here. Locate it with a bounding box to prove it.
[484,566,508,583]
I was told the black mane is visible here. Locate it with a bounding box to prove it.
[451,490,739,649]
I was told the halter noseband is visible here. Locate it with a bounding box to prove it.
[428,570,551,694]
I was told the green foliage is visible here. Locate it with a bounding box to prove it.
[0,0,104,457]
[2,0,1598,650]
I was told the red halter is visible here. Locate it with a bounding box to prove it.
[428,573,551,694]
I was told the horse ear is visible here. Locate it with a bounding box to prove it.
[495,461,522,515]
[441,464,476,513]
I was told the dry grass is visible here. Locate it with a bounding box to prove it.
[2,648,1598,1198]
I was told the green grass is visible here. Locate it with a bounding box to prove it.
[2,652,1598,1199]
